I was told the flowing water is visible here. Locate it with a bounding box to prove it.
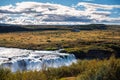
[0,47,76,72]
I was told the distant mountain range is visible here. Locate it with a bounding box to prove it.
[0,23,119,33]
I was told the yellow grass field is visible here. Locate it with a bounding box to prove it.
[0,29,120,80]
[0,30,120,50]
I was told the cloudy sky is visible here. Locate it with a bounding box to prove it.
[0,0,120,25]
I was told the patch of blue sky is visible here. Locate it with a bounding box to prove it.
[110,8,120,18]
[0,0,119,6]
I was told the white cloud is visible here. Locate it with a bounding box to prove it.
[76,2,120,10]
[82,0,94,1]
[0,2,120,25]
[75,2,120,23]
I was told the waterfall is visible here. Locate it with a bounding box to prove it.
[0,47,76,72]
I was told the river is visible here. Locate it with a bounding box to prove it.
[0,47,76,72]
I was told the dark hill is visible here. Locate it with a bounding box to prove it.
[0,24,119,33]
[0,24,30,33]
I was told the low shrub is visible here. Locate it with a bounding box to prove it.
[0,57,120,80]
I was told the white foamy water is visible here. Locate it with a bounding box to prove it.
[0,47,76,72]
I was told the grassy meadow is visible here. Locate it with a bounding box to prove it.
[0,25,120,80]
[0,29,120,58]
[0,30,119,50]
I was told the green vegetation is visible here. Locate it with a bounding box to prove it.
[0,57,120,80]
[45,47,58,51]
